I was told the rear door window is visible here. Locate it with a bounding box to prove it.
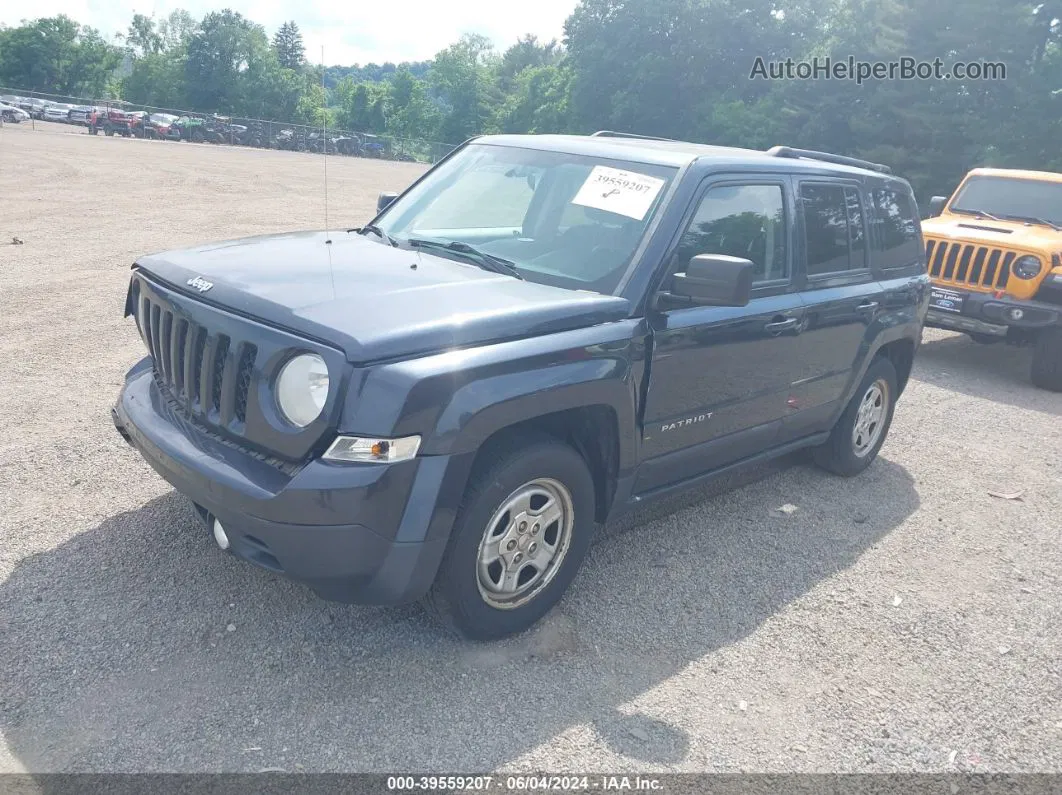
[800,183,869,276]
[871,186,924,270]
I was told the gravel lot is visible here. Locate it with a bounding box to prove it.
[1,121,1061,775]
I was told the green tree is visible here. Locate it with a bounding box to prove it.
[5,0,1062,181]
[158,10,197,51]
[564,0,805,138]
[0,16,121,97]
[272,21,305,70]
[124,13,163,57]
[495,63,572,133]
[184,9,273,114]
[336,81,388,132]
[294,68,331,125]
[496,35,561,92]
[121,9,194,108]
[385,68,440,139]
[764,0,1062,200]
[122,51,188,107]
[431,33,501,143]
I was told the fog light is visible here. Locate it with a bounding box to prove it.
[1009,308,1025,321]
[212,518,230,550]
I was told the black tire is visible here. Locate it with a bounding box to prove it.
[424,432,597,641]
[1031,327,1062,392]
[190,128,204,143]
[812,356,898,477]
[105,128,113,136]
[968,332,1003,345]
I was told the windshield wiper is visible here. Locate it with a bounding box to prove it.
[406,238,524,280]
[1002,214,1062,232]
[955,208,1006,222]
[350,224,398,247]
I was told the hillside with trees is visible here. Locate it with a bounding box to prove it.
[1,0,1060,198]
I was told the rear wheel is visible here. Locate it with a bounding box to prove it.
[1031,327,1062,392]
[813,357,898,477]
[424,433,596,640]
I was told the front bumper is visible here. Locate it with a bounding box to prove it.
[925,287,1061,336]
[112,360,459,605]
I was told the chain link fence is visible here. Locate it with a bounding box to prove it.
[0,86,457,164]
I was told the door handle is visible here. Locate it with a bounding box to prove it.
[858,300,880,312]
[764,317,799,333]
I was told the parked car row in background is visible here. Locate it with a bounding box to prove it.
[2,93,87,123]
[1,91,429,162]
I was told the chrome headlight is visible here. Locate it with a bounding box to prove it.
[275,353,329,427]
[1013,255,1042,279]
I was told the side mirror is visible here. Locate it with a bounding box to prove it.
[669,254,753,307]
[377,192,398,213]
[927,195,947,217]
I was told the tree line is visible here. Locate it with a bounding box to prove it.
[1,0,1060,199]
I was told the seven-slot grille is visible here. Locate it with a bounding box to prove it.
[137,292,258,427]
[924,238,1012,291]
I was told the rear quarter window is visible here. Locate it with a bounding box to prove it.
[871,184,924,271]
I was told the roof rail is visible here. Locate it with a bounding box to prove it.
[591,130,676,142]
[765,145,892,174]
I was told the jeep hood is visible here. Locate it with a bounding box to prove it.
[133,230,631,363]
[922,215,1062,252]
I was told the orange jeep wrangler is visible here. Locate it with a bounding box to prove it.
[922,168,1062,391]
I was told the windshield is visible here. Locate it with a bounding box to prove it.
[375,143,677,294]
[950,175,1062,227]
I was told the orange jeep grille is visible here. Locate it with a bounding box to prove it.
[924,239,1012,290]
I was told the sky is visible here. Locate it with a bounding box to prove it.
[0,0,580,64]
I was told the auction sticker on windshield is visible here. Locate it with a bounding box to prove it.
[571,166,666,220]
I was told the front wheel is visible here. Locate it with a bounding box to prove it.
[425,433,597,640]
[1031,327,1062,392]
[813,356,898,477]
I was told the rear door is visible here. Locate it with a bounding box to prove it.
[636,176,809,495]
[783,180,885,441]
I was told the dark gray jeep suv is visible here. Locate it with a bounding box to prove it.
[113,132,930,639]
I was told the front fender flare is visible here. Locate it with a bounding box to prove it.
[423,358,638,467]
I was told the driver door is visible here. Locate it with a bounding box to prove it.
[635,176,809,495]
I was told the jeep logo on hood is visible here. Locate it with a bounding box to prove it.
[186,276,213,293]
